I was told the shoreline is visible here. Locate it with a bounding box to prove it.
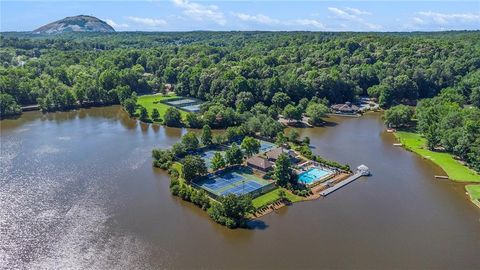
[392,131,480,209]
[393,131,480,183]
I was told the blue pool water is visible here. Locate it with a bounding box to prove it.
[298,168,332,184]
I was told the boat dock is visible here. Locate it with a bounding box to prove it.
[319,165,370,197]
[21,104,40,111]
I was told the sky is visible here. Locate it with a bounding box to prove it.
[1,0,479,32]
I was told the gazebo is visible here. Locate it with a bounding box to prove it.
[357,164,370,176]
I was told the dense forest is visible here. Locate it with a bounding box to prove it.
[1,31,479,119]
[1,31,479,174]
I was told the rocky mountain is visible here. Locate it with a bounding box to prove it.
[33,15,115,34]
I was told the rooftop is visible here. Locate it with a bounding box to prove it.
[246,156,273,170]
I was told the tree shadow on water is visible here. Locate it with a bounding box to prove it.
[323,120,338,127]
[245,219,269,230]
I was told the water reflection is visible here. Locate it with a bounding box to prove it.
[1,108,479,269]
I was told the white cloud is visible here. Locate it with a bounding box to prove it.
[232,13,280,25]
[172,0,226,25]
[328,7,357,20]
[344,7,371,16]
[328,7,381,30]
[232,12,324,30]
[104,19,128,29]
[416,11,480,25]
[127,16,167,27]
[289,19,325,29]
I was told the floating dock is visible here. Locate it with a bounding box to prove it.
[319,165,370,197]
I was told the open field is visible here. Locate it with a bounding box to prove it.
[395,131,480,183]
[136,94,188,122]
[252,187,303,209]
[466,185,480,208]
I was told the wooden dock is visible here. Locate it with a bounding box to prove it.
[319,172,364,197]
[21,104,40,111]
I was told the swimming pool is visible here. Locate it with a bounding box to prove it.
[297,168,332,184]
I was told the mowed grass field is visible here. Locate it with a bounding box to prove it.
[136,94,188,122]
[252,187,303,209]
[395,131,480,183]
[465,185,480,208]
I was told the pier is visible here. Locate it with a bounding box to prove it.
[21,104,40,111]
[319,165,370,197]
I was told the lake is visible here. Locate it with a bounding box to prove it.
[1,106,479,269]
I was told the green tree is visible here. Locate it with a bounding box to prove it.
[185,112,204,128]
[171,142,186,157]
[278,189,287,202]
[306,102,328,125]
[283,104,303,120]
[275,132,287,146]
[221,194,254,226]
[182,132,199,152]
[272,92,291,108]
[201,125,213,146]
[151,108,160,121]
[287,129,299,142]
[240,136,261,157]
[384,105,414,128]
[471,87,480,108]
[225,143,244,165]
[274,153,293,187]
[139,106,149,121]
[0,93,21,118]
[122,98,136,116]
[164,107,182,127]
[182,155,207,183]
[211,152,226,171]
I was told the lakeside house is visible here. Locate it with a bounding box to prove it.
[330,102,360,114]
[246,156,273,172]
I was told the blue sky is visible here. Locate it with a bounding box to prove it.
[2,1,479,32]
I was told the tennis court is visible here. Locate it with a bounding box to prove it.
[165,98,197,106]
[181,104,202,113]
[194,168,274,198]
[200,149,226,169]
[161,97,205,113]
[258,140,276,154]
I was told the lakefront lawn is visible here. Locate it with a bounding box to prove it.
[252,187,303,209]
[395,131,480,183]
[465,185,480,208]
[136,94,187,122]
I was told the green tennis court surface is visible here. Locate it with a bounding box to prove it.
[194,167,272,197]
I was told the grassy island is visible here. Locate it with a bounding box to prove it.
[152,124,352,228]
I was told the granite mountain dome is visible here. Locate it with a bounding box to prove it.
[33,15,115,34]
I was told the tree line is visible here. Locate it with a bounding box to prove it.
[2,31,479,118]
[384,87,480,172]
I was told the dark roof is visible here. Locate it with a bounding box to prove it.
[266,147,285,160]
[246,156,273,169]
[330,102,360,112]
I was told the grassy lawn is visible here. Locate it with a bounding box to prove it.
[395,131,480,183]
[465,185,480,208]
[136,93,187,122]
[252,187,303,209]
